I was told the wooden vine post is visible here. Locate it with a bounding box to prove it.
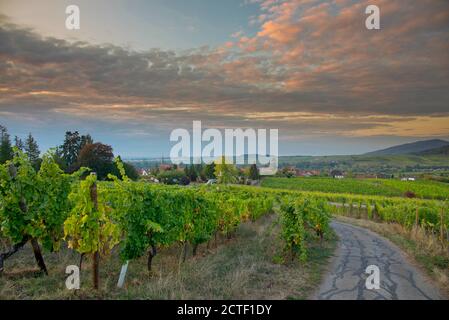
[440,206,445,244]
[90,175,100,290]
[415,206,419,228]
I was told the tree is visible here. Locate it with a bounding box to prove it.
[80,134,93,150]
[122,162,140,181]
[203,162,216,180]
[14,136,24,151]
[248,164,260,180]
[214,156,238,184]
[150,167,160,176]
[24,133,40,169]
[179,175,191,186]
[61,131,81,170]
[185,165,198,182]
[157,169,188,185]
[184,165,191,181]
[111,156,140,181]
[195,164,208,181]
[52,147,67,171]
[277,167,294,178]
[76,143,115,180]
[195,164,205,181]
[0,125,13,164]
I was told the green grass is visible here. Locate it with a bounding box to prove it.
[261,177,449,200]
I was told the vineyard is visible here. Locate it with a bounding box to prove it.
[262,177,449,200]
[0,151,448,294]
[0,151,331,291]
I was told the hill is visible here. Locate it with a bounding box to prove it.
[277,153,449,175]
[364,139,449,156]
[416,145,449,156]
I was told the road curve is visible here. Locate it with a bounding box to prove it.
[313,221,443,300]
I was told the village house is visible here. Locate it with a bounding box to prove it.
[295,169,320,177]
[159,164,173,171]
[139,169,149,176]
[330,170,345,179]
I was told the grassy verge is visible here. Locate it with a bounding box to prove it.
[0,213,336,300]
[334,215,449,298]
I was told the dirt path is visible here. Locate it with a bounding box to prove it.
[313,221,443,300]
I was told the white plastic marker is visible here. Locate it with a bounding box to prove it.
[117,261,129,288]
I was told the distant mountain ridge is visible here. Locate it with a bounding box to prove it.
[124,140,449,165]
[416,144,449,155]
[365,139,449,156]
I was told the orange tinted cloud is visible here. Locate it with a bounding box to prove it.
[1,1,449,141]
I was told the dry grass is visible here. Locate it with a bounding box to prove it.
[0,213,336,300]
[335,215,449,298]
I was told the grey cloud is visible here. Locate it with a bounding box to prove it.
[1,2,449,143]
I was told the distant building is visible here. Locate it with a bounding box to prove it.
[159,164,173,171]
[295,169,320,177]
[260,167,276,176]
[330,170,344,179]
[140,169,149,176]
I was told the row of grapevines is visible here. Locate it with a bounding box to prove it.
[262,177,449,200]
[1,154,278,283]
[0,149,85,273]
[279,195,331,262]
[58,158,277,284]
[245,185,448,242]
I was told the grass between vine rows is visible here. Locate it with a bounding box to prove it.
[334,215,449,298]
[0,213,337,300]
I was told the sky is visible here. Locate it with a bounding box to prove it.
[0,0,449,157]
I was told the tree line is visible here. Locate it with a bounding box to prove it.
[0,125,138,180]
[153,157,260,185]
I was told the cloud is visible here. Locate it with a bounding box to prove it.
[1,1,449,145]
